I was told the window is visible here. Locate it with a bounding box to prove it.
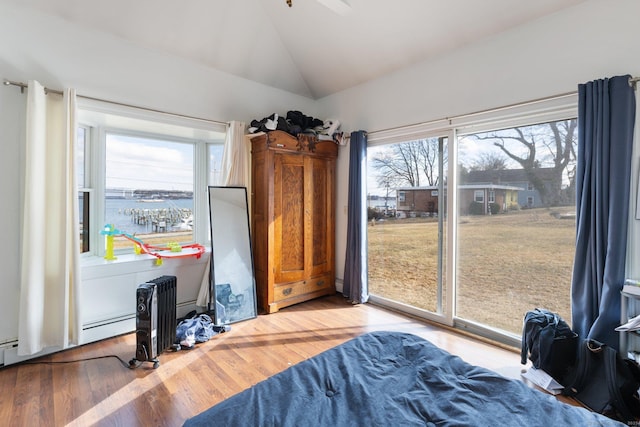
[457,118,577,336]
[77,100,226,256]
[367,137,448,316]
[209,144,225,185]
[365,92,577,346]
[77,127,88,187]
[105,133,196,249]
[77,126,91,253]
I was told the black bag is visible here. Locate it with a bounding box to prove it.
[521,308,578,383]
[562,339,640,423]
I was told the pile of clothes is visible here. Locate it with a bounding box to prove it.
[248,110,343,143]
[175,309,230,350]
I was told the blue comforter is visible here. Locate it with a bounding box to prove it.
[184,331,622,426]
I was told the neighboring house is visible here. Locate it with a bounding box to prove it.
[464,168,558,208]
[396,185,520,217]
[396,187,441,217]
[458,184,521,215]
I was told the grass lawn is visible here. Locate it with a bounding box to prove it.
[367,207,575,335]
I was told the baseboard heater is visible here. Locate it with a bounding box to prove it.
[130,275,177,368]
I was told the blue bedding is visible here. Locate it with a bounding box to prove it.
[184,331,622,426]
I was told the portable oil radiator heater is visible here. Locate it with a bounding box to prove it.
[129,275,177,368]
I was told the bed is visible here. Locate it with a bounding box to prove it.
[183,331,623,426]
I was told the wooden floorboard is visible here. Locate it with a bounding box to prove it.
[0,294,576,426]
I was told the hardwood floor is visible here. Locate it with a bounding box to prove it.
[0,294,574,426]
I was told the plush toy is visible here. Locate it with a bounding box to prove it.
[323,119,341,136]
[334,131,346,145]
[265,113,278,131]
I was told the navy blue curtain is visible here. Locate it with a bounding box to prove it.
[343,130,369,304]
[571,75,636,349]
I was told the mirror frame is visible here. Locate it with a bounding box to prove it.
[208,186,257,324]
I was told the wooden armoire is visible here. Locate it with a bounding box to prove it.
[250,130,338,314]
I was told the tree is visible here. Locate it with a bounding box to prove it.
[371,138,444,189]
[469,152,508,171]
[473,120,577,206]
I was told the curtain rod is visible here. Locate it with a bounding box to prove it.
[368,90,578,138]
[3,79,228,127]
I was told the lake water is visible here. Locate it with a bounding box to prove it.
[103,198,193,234]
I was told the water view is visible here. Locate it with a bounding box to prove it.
[105,198,193,235]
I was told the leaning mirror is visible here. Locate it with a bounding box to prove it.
[208,186,257,324]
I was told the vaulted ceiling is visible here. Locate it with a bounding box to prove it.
[12,0,586,99]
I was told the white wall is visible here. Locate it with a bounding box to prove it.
[319,0,640,282]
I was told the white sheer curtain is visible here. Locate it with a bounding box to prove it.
[221,121,249,186]
[197,120,248,308]
[18,80,82,355]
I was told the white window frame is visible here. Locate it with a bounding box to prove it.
[78,98,226,258]
[366,91,578,347]
[77,125,93,254]
[474,190,484,203]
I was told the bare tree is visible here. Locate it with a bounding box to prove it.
[371,139,443,189]
[474,120,577,206]
[469,152,508,171]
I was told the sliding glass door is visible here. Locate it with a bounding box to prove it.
[455,119,577,335]
[367,136,448,317]
[364,99,578,345]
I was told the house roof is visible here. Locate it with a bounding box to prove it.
[465,168,556,184]
[7,0,586,99]
[396,185,521,192]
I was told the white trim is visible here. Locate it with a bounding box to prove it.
[368,92,578,145]
[368,295,451,326]
[77,97,227,135]
[3,345,66,366]
[368,118,450,146]
[445,129,457,326]
[452,92,577,134]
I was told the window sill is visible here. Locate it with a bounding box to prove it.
[81,248,210,279]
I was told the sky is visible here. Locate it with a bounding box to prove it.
[102,134,224,191]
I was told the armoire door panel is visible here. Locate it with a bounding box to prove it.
[311,158,330,275]
[251,158,267,275]
[274,154,305,283]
